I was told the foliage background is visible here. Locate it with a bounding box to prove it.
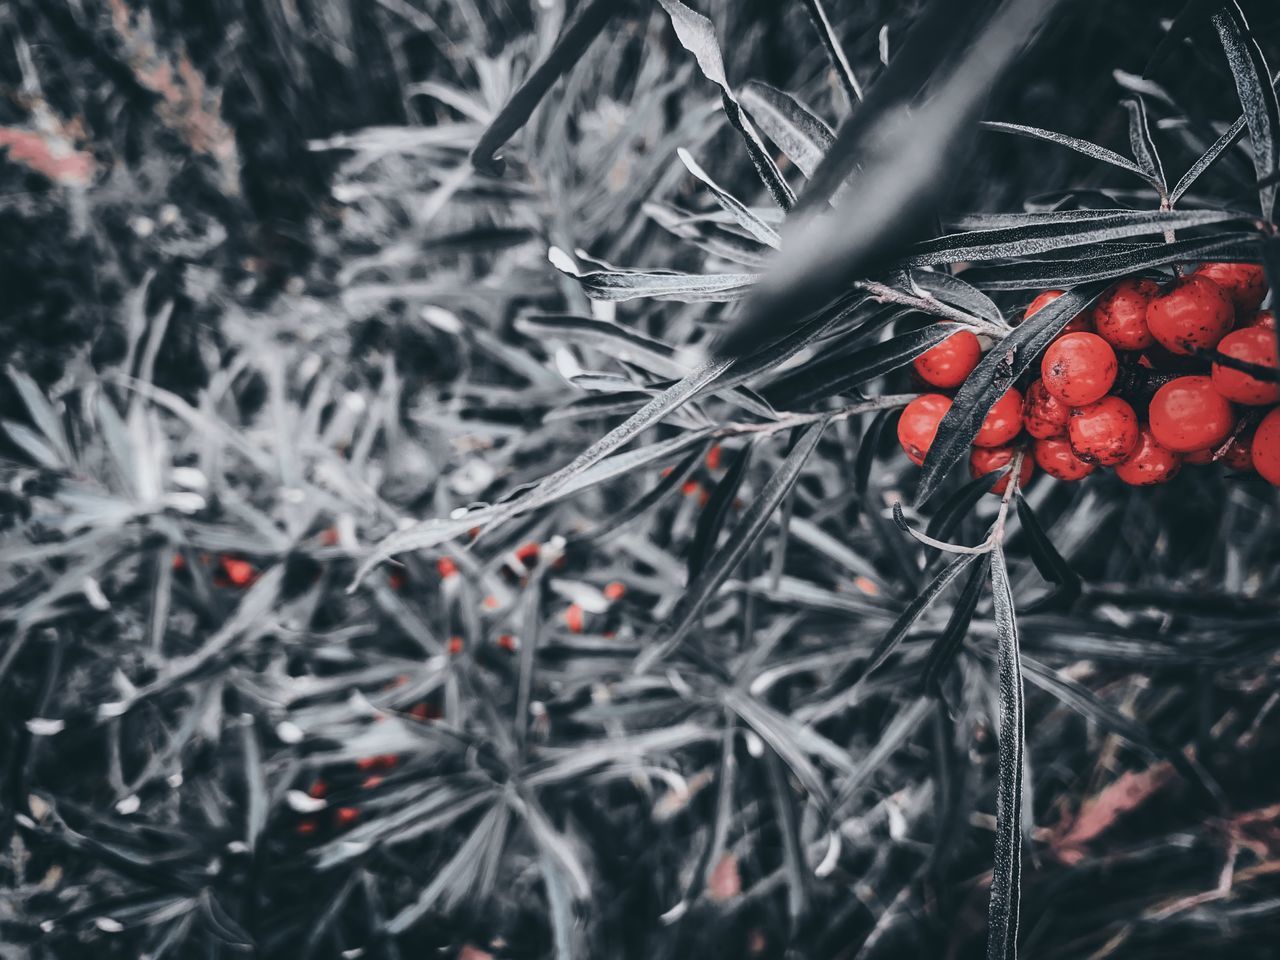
[2,1,1280,958]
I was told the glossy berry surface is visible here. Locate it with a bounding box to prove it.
[1022,379,1070,439]
[973,388,1024,447]
[1023,290,1063,320]
[1148,376,1235,453]
[1239,309,1276,331]
[1114,427,1181,485]
[1146,275,1234,355]
[1193,261,1268,314]
[897,394,952,466]
[1041,332,1117,406]
[969,445,1033,496]
[913,329,982,388]
[1210,328,1280,405]
[1092,277,1159,350]
[1033,438,1095,481]
[1068,397,1140,465]
[1252,408,1280,485]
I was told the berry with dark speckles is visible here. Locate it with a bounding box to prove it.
[1068,396,1140,466]
[1114,427,1180,485]
[1211,328,1280,405]
[1041,333,1117,406]
[1146,275,1234,356]
[1032,438,1095,481]
[973,388,1023,448]
[1148,376,1235,453]
[1193,262,1268,314]
[1092,277,1159,350]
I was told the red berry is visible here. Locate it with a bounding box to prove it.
[565,603,585,633]
[448,636,464,655]
[1211,328,1280,405]
[1022,379,1070,439]
[973,388,1023,448]
[913,329,982,388]
[335,807,360,827]
[1032,438,1095,481]
[1091,277,1159,350]
[1114,427,1181,486]
[1222,433,1253,472]
[603,581,626,601]
[1251,408,1280,485]
[514,541,540,568]
[219,556,256,588]
[1193,261,1268,314]
[897,394,952,465]
[1068,396,1140,466]
[1041,333,1117,406]
[1239,309,1276,331]
[969,446,1033,495]
[706,445,722,470]
[1146,276,1234,355]
[436,557,458,579]
[1148,376,1235,453]
[1024,290,1064,320]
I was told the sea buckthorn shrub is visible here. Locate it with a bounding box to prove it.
[2,4,1279,960]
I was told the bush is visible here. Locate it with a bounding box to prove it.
[2,2,1279,958]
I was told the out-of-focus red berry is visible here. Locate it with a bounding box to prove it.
[1033,438,1095,481]
[1022,380,1070,439]
[335,807,360,826]
[1091,277,1159,350]
[388,570,407,591]
[296,819,317,836]
[1068,396,1140,466]
[1222,433,1254,472]
[706,445,722,470]
[497,633,518,652]
[973,388,1023,448]
[219,556,256,587]
[897,394,952,465]
[307,779,327,799]
[1193,261,1268,314]
[437,557,458,579]
[448,636,464,655]
[603,581,626,601]
[1238,309,1276,331]
[1042,333,1117,406]
[1251,408,1280,484]
[1114,428,1181,485]
[515,542,540,568]
[913,329,982,388]
[565,603,585,634]
[969,446,1033,496]
[1211,328,1280,405]
[1146,275,1235,355]
[1149,376,1235,453]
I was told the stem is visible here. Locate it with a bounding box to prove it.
[857,280,1011,337]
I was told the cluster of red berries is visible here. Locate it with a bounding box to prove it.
[898,263,1280,490]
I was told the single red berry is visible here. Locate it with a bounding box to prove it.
[1114,427,1181,486]
[1251,408,1280,485]
[913,329,982,388]
[1022,379,1070,439]
[219,556,256,588]
[1148,376,1235,453]
[1068,396,1140,466]
[1032,438,1095,481]
[1024,290,1064,320]
[514,541,540,568]
[362,774,384,790]
[973,388,1023,448]
[1222,433,1253,472]
[1146,275,1234,355]
[706,445,722,471]
[603,581,626,601]
[1239,309,1276,331]
[681,480,701,497]
[436,556,458,579]
[969,446,1033,495]
[1091,277,1159,350]
[320,526,340,547]
[448,636,464,655]
[388,570,407,592]
[897,394,952,465]
[307,779,327,800]
[565,603,585,634]
[497,633,518,652]
[1041,333,1117,406]
[335,807,360,827]
[1193,261,1268,314]
[296,819,317,836]
[1211,328,1280,405]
